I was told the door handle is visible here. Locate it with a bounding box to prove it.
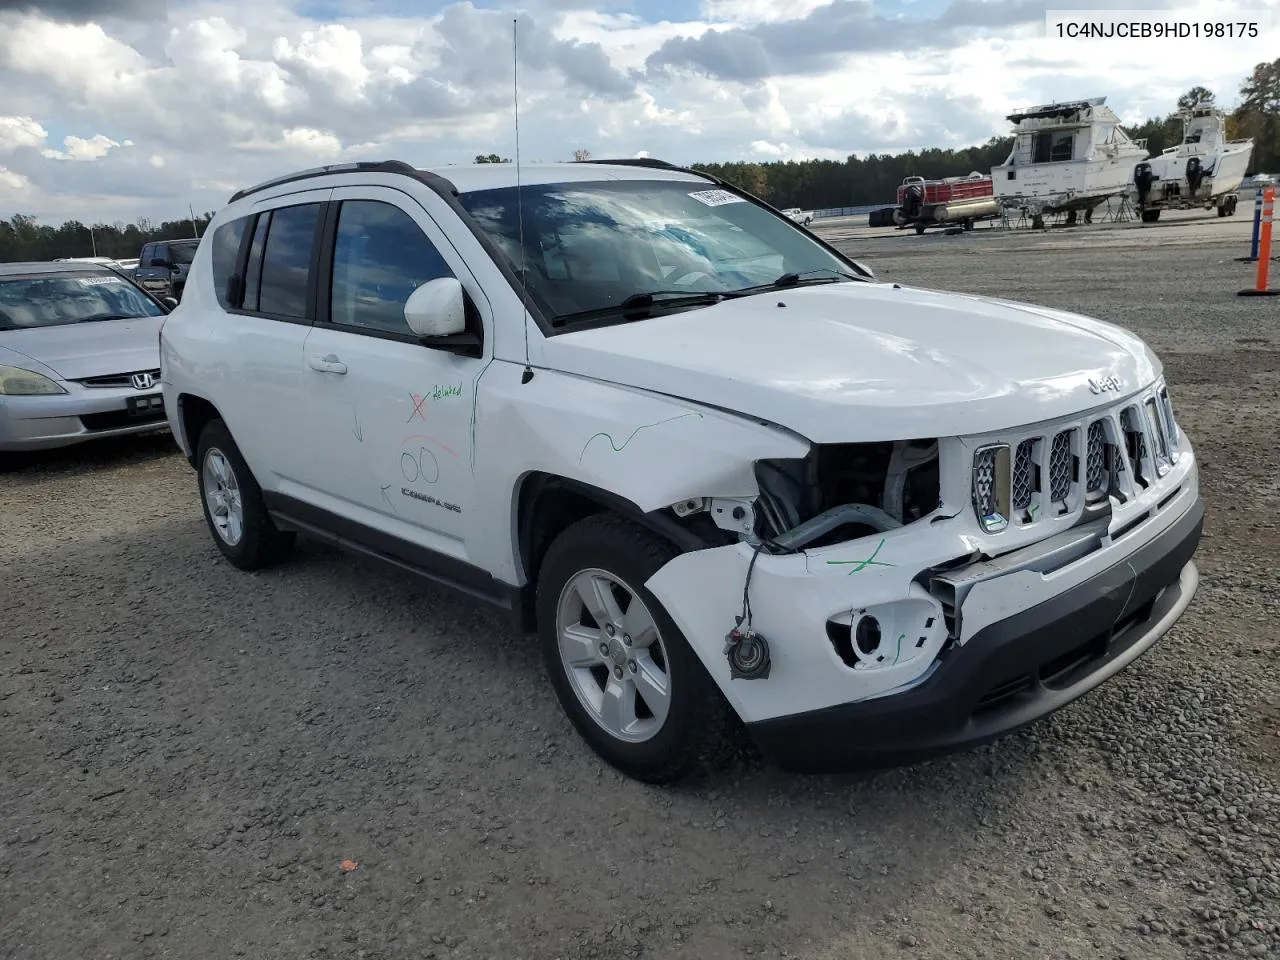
[308,354,347,375]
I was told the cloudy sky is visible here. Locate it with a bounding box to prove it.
[0,0,1276,224]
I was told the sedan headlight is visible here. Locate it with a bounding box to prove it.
[0,365,68,396]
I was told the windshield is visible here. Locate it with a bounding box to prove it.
[167,242,198,265]
[0,273,165,330]
[455,179,860,326]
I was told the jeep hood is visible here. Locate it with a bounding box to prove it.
[540,281,1161,443]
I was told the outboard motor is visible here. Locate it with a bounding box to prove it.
[901,182,924,221]
[1133,162,1154,204]
[1186,156,1204,194]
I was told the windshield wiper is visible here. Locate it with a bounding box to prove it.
[730,267,866,297]
[77,313,134,323]
[551,289,740,326]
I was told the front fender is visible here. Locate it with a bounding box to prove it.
[471,362,811,581]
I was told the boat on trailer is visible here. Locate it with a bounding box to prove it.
[1129,106,1254,222]
[893,173,999,234]
[992,97,1150,227]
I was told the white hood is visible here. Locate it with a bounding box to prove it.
[540,281,1161,443]
[0,316,164,381]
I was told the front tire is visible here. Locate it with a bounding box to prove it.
[536,513,739,783]
[195,418,294,571]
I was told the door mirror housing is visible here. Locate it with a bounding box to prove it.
[404,277,467,339]
[162,296,179,309]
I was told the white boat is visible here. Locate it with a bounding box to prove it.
[1129,106,1254,222]
[992,97,1151,227]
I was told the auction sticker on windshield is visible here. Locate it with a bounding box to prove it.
[688,189,746,206]
[77,276,124,286]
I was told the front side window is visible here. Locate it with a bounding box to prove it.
[456,179,857,328]
[329,200,456,335]
[0,273,165,329]
[256,203,320,318]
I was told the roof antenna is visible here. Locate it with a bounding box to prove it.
[514,17,534,385]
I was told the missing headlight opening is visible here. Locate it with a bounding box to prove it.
[755,438,941,549]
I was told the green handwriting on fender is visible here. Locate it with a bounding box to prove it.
[429,383,462,400]
[825,538,895,575]
[578,412,705,463]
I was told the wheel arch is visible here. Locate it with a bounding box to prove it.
[512,472,726,632]
[176,393,223,468]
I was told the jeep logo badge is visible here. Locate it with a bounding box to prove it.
[1088,374,1122,394]
[131,372,156,390]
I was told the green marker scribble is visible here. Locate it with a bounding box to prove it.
[825,537,896,575]
[578,413,704,463]
[893,633,905,665]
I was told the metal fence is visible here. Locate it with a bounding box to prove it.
[810,203,893,221]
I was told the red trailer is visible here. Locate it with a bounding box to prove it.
[894,173,999,234]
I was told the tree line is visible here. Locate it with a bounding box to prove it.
[0,212,209,265]
[2,58,1277,262]
[691,58,1280,210]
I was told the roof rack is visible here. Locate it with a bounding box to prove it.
[228,159,420,203]
[574,157,682,170]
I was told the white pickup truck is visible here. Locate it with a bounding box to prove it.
[160,158,1203,784]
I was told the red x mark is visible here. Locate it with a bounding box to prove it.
[407,393,427,422]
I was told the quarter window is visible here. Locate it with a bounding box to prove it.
[256,202,321,319]
[329,200,456,335]
[210,216,249,309]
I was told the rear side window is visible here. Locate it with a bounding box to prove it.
[236,202,320,319]
[210,216,249,308]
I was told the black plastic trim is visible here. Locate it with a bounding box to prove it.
[262,492,518,611]
[747,495,1204,774]
[228,160,420,203]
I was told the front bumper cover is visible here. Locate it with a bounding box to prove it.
[746,494,1204,774]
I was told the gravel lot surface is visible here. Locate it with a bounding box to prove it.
[2,208,1278,960]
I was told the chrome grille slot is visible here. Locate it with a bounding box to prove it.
[1085,420,1106,493]
[1120,406,1150,488]
[1049,429,1074,502]
[971,444,1010,532]
[1012,439,1036,510]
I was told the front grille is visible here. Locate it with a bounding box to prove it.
[74,368,161,389]
[970,382,1181,533]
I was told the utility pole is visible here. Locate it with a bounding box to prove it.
[188,204,199,238]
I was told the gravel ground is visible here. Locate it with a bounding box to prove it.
[2,210,1278,960]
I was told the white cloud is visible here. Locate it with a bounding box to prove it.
[0,0,1275,222]
[41,134,124,161]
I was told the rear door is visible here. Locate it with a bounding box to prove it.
[206,189,330,492]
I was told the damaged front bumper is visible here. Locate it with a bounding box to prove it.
[643,448,1203,774]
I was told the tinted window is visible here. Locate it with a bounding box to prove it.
[329,200,455,335]
[257,203,319,318]
[139,244,153,264]
[0,273,165,329]
[242,213,270,312]
[168,241,199,265]
[210,217,249,308]
[456,179,854,326]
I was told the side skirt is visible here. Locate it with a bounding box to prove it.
[262,491,523,618]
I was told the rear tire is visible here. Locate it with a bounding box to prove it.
[195,418,294,571]
[535,512,740,784]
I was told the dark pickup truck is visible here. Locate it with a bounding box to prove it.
[135,238,199,301]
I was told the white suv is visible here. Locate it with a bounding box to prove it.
[160,158,1203,783]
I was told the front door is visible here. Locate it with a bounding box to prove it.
[300,186,492,559]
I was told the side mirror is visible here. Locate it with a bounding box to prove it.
[150,257,170,268]
[162,296,179,309]
[404,277,466,339]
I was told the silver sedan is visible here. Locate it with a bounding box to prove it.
[0,261,177,452]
